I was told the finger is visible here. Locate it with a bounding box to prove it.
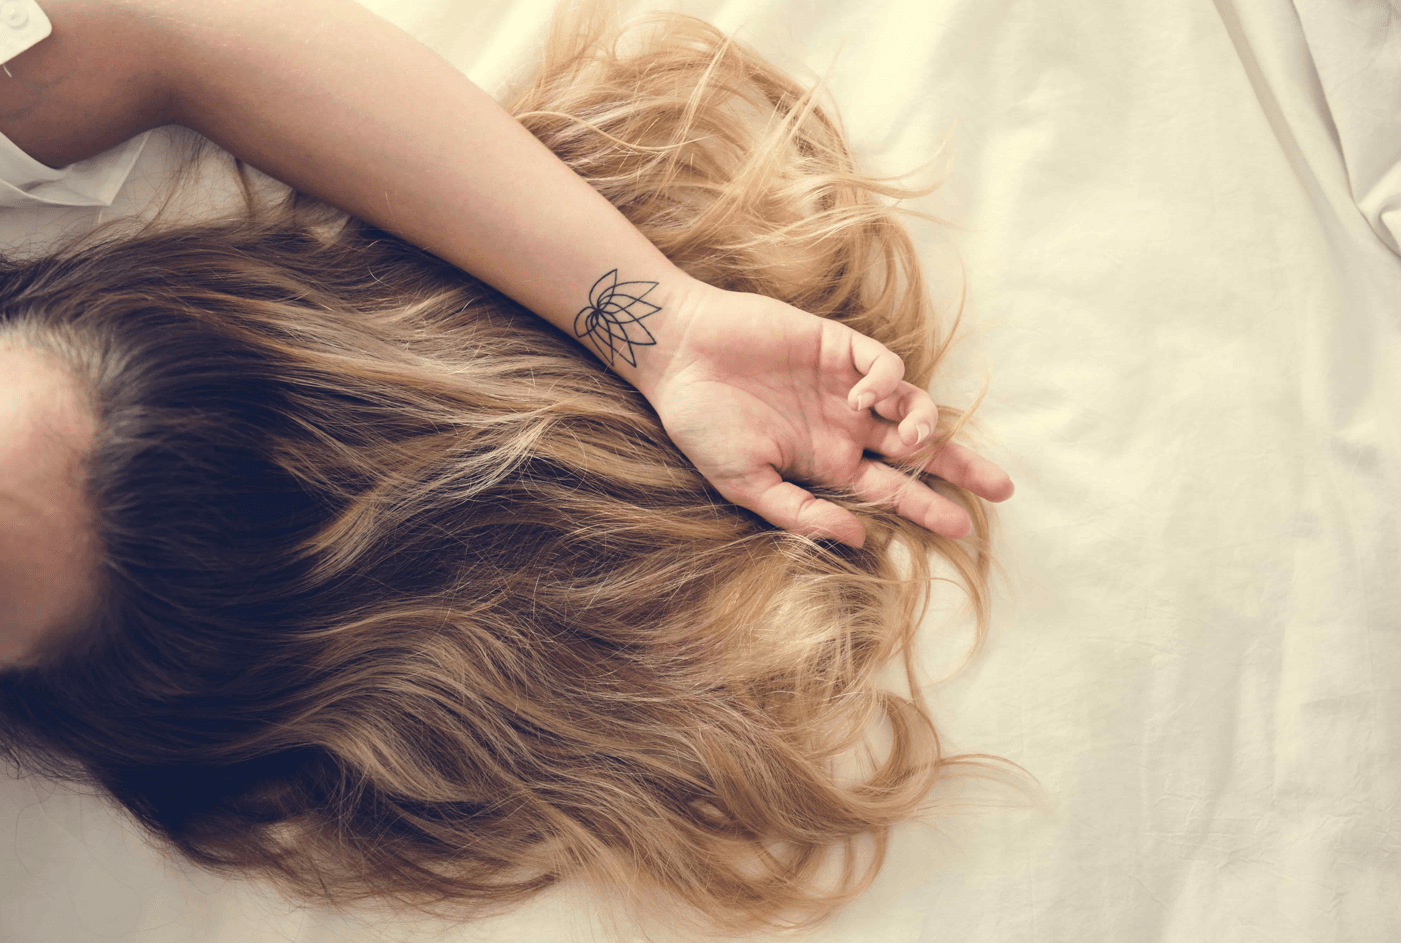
[850,459,974,538]
[866,382,939,449]
[846,331,905,412]
[867,420,930,459]
[924,442,1015,502]
[720,466,868,548]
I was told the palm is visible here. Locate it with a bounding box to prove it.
[658,308,864,487]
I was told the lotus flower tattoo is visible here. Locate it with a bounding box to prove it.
[573,269,660,367]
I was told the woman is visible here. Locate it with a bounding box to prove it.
[0,0,1010,663]
[0,0,1015,936]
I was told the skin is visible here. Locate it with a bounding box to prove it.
[0,343,96,668]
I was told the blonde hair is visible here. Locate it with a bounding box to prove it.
[0,7,1011,938]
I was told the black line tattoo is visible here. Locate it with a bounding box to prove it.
[573,269,660,367]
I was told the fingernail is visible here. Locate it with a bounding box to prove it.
[915,423,931,443]
[853,392,874,411]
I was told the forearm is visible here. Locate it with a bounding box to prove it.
[0,0,693,396]
[163,0,697,396]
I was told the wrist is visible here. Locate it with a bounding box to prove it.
[578,264,708,403]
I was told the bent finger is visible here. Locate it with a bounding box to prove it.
[924,441,1015,502]
[867,421,927,460]
[867,382,939,450]
[850,459,973,538]
[846,331,905,412]
[721,467,867,548]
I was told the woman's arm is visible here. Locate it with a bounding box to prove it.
[0,0,690,396]
[0,0,1012,545]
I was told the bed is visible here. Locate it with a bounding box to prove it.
[2,0,1398,940]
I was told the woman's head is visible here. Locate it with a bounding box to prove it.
[0,11,1003,938]
[0,342,98,666]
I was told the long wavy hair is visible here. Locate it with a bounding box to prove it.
[0,7,1005,938]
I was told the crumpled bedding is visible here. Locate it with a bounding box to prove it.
[2,1,1397,941]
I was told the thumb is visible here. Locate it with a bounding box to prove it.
[719,466,867,548]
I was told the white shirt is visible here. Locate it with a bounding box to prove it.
[0,128,148,207]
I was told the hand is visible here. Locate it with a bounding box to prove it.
[643,282,1014,548]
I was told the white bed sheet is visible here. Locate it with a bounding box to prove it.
[2,1,1398,941]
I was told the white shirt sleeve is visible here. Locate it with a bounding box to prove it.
[0,128,150,208]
